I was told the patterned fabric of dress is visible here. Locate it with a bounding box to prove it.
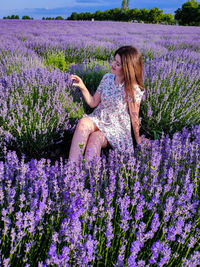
[83,73,144,154]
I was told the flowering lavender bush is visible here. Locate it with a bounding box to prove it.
[63,43,115,64]
[141,57,200,138]
[0,46,45,77]
[0,126,199,266]
[0,68,84,158]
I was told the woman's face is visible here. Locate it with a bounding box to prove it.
[111,54,124,78]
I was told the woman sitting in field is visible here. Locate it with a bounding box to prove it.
[69,45,147,165]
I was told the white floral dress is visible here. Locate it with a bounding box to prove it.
[83,73,144,153]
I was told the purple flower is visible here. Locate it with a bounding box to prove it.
[84,234,95,262]
[151,213,160,233]
[135,196,145,221]
[116,244,126,266]
[129,240,141,258]
[164,196,175,222]
[182,251,200,266]
[147,104,153,117]
[48,243,60,265]
[188,236,196,249]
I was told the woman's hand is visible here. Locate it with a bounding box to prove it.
[70,74,95,107]
[70,75,86,92]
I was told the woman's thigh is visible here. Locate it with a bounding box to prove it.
[76,117,99,134]
[88,130,111,149]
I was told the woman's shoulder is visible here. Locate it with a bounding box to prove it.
[102,72,114,79]
[101,73,114,84]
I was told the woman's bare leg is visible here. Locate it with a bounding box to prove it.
[84,130,110,163]
[68,117,98,164]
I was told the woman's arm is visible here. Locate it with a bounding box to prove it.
[70,75,101,108]
[128,101,142,145]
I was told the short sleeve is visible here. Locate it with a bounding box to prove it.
[134,85,144,103]
[127,85,144,103]
[96,73,109,95]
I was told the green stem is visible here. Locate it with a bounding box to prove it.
[105,247,109,266]
[9,229,27,262]
[145,211,154,230]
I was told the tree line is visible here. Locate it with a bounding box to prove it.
[67,7,174,24]
[2,1,200,26]
[3,15,64,20]
[3,15,33,20]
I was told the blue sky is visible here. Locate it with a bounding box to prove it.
[0,0,187,19]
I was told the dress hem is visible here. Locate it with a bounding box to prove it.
[83,114,114,149]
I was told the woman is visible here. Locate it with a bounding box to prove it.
[69,46,146,165]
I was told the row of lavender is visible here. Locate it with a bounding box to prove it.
[1,126,200,265]
[1,20,200,75]
[0,20,200,265]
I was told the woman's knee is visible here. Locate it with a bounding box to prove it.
[87,131,109,148]
[76,117,97,133]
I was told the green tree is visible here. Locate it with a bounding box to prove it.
[138,8,149,22]
[111,8,124,21]
[10,15,20,19]
[148,7,163,23]
[175,0,200,25]
[162,13,174,24]
[126,8,139,21]
[84,12,92,20]
[22,15,32,19]
[77,12,85,20]
[55,16,64,20]
[121,0,130,11]
[103,10,110,20]
[68,12,78,20]
[93,10,104,20]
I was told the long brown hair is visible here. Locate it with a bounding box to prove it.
[114,46,144,103]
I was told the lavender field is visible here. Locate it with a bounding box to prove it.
[0,20,200,266]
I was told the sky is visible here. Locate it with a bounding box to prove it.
[0,0,187,19]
